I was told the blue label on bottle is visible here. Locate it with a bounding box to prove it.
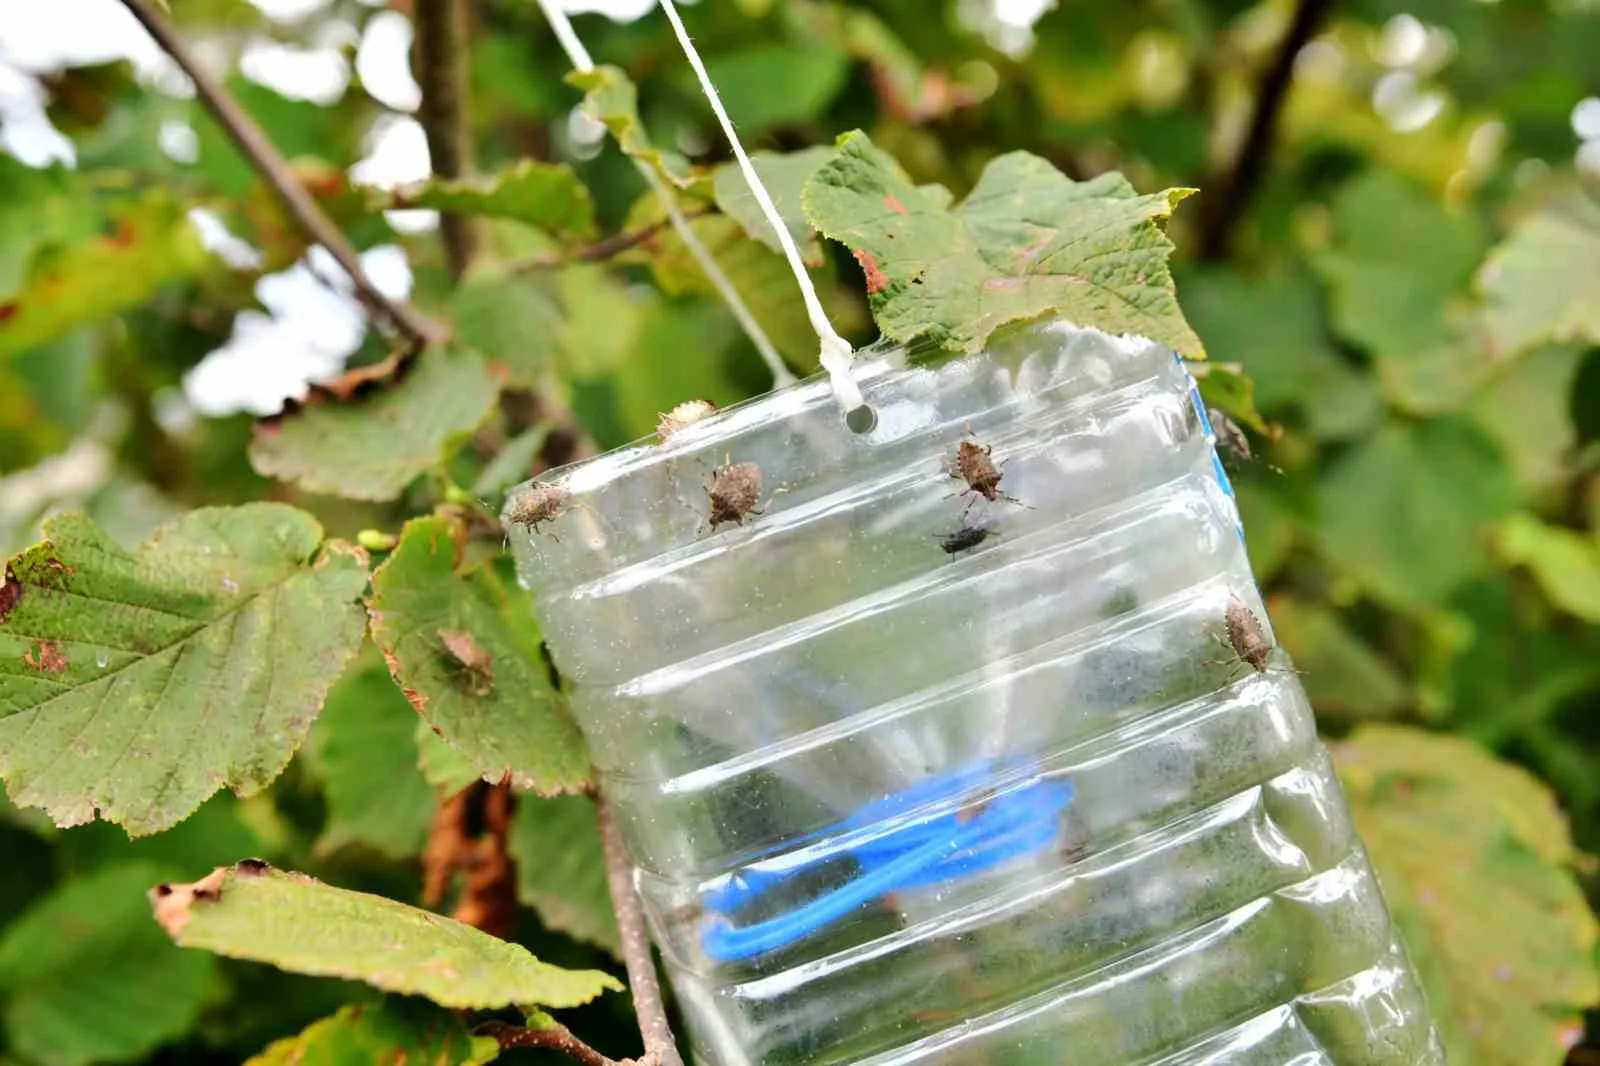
[1172,352,1245,542]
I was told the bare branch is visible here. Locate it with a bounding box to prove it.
[510,208,714,275]
[414,0,478,279]
[118,0,446,346]
[479,1020,626,1066]
[1196,0,1336,260]
[599,792,684,1066]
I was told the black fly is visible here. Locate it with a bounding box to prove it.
[936,524,994,556]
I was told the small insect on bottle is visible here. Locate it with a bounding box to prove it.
[705,455,764,532]
[659,399,718,442]
[1207,407,1253,463]
[947,429,1026,516]
[934,523,995,557]
[1204,591,1279,677]
[505,483,569,539]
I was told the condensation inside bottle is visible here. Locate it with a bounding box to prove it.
[507,321,1444,1066]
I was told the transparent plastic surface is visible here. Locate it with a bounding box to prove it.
[507,322,1443,1066]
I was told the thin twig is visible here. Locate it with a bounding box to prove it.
[414,0,478,279]
[479,1020,631,1066]
[598,792,684,1066]
[1196,0,1335,260]
[118,0,446,345]
[509,208,713,274]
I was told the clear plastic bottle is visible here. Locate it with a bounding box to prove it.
[507,321,1444,1066]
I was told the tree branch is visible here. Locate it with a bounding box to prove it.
[599,792,685,1066]
[414,0,478,279]
[118,0,446,346]
[1196,0,1335,260]
[479,1020,633,1066]
[509,208,713,275]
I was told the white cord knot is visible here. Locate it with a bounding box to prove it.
[818,333,864,416]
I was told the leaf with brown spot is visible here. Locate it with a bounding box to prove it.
[802,130,1202,356]
[149,861,618,1010]
[20,641,67,674]
[854,249,888,295]
[439,628,493,686]
[0,189,210,360]
[0,505,368,835]
[369,517,589,794]
[151,866,228,937]
[1333,725,1597,1064]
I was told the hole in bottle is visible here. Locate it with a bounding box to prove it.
[845,404,877,434]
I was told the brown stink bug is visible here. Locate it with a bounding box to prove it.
[706,456,763,532]
[506,483,568,538]
[1211,592,1273,674]
[1207,407,1252,463]
[948,429,1026,517]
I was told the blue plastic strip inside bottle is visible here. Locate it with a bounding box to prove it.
[699,763,1076,963]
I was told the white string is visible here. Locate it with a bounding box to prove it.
[655,0,864,416]
[532,0,795,389]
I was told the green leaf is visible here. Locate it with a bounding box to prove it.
[1315,171,1487,357]
[1187,362,1265,434]
[802,130,1202,357]
[0,191,210,361]
[712,147,833,264]
[472,426,549,498]
[306,655,435,859]
[692,44,849,134]
[0,863,214,1066]
[246,1001,499,1066]
[1494,513,1600,622]
[368,516,589,795]
[389,160,597,241]
[1268,598,1409,722]
[0,158,95,303]
[0,329,98,472]
[0,505,367,835]
[611,297,745,442]
[415,720,482,795]
[632,211,864,368]
[1333,726,1597,1065]
[249,347,500,502]
[54,793,265,879]
[1467,345,1584,494]
[450,264,642,389]
[1234,482,1295,583]
[1477,192,1600,359]
[1317,418,1517,608]
[509,795,619,957]
[151,860,620,1010]
[1312,172,1493,413]
[555,265,644,380]
[1177,267,1380,440]
[450,269,563,388]
[567,67,701,190]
